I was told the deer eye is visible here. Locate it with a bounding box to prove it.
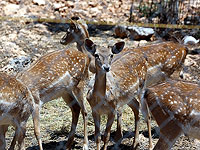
[94,54,99,58]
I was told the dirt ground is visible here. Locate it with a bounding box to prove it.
[0,0,200,150]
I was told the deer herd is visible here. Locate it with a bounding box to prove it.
[0,17,199,150]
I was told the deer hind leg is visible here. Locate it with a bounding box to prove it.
[16,122,27,150]
[128,99,140,149]
[92,111,101,150]
[154,120,182,150]
[0,125,8,150]
[32,103,43,150]
[102,112,115,150]
[72,87,88,150]
[9,127,18,150]
[62,93,81,150]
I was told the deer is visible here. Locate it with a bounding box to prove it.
[84,38,149,150]
[60,17,188,149]
[0,72,39,150]
[142,79,200,149]
[16,45,93,149]
[115,41,188,148]
[60,18,153,149]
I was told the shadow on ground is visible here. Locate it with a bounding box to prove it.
[26,127,159,150]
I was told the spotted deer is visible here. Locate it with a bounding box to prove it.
[16,47,91,150]
[142,79,200,149]
[60,18,152,149]
[116,41,188,147]
[0,73,39,150]
[60,17,187,148]
[84,38,149,150]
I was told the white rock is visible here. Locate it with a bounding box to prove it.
[3,4,20,15]
[128,26,154,36]
[54,3,65,9]
[127,26,154,40]
[32,0,46,6]
[183,36,199,45]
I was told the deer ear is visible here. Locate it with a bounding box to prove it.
[71,16,80,21]
[84,39,96,55]
[112,41,125,54]
[70,19,77,31]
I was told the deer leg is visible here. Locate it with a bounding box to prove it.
[128,99,140,150]
[72,87,88,150]
[32,104,43,150]
[154,120,182,150]
[16,122,27,150]
[8,128,17,150]
[103,113,115,150]
[0,125,8,150]
[114,108,123,148]
[63,93,81,150]
[92,111,101,150]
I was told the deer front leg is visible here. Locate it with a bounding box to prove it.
[128,99,140,150]
[32,104,43,150]
[72,87,88,150]
[92,111,101,150]
[103,113,115,150]
[63,93,81,150]
[115,108,123,146]
[0,125,8,150]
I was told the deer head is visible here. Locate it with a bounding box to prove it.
[84,39,125,73]
[60,17,89,52]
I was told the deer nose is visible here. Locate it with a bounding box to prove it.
[102,65,110,72]
[60,39,65,44]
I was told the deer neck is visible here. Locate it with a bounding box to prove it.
[76,41,85,52]
[93,68,107,97]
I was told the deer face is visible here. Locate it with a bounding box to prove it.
[60,17,89,46]
[84,39,125,73]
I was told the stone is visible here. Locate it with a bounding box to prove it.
[127,26,155,40]
[3,4,20,15]
[183,36,199,45]
[114,25,129,38]
[32,0,46,6]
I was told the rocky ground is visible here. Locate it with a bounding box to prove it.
[0,0,200,150]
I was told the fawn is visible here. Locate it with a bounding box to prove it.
[60,17,187,149]
[116,42,188,147]
[85,38,149,150]
[17,46,92,149]
[142,79,200,149]
[0,73,38,150]
[60,18,152,149]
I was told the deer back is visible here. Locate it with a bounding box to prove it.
[144,79,200,139]
[18,49,90,101]
[0,73,33,125]
[123,41,187,86]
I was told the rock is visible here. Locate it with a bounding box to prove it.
[138,40,148,46]
[32,0,46,6]
[66,1,74,7]
[53,3,65,10]
[2,56,32,74]
[3,4,20,15]
[183,36,199,45]
[127,26,155,40]
[88,1,98,7]
[114,25,129,38]
[89,7,101,16]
